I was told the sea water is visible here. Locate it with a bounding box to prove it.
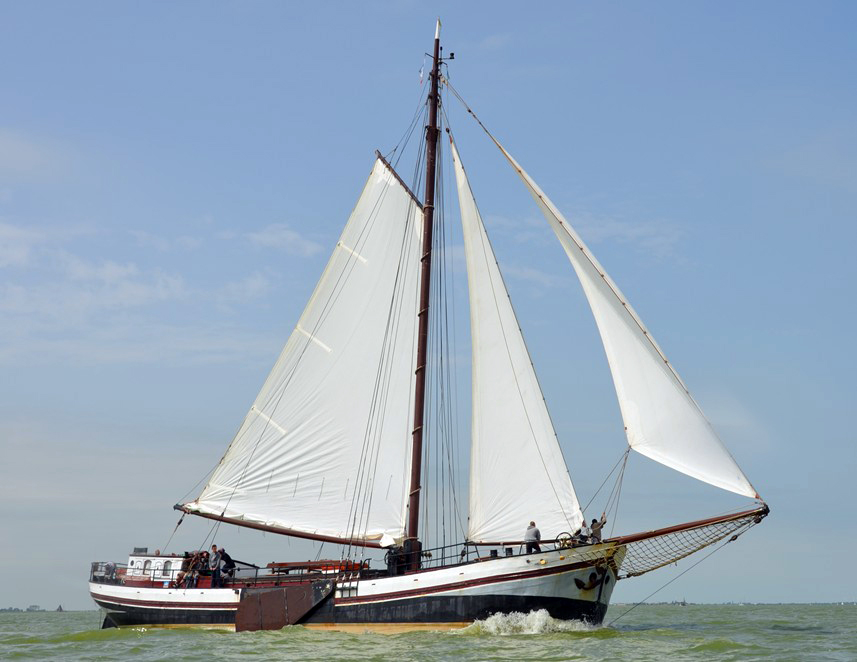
[1,604,854,661]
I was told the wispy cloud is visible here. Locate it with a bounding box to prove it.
[483,214,549,246]
[483,211,685,259]
[483,214,541,232]
[0,220,290,366]
[0,128,65,178]
[0,222,47,267]
[698,390,772,453]
[0,220,189,322]
[218,271,273,304]
[56,251,186,306]
[0,257,187,320]
[502,264,561,289]
[768,127,857,194]
[0,221,92,268]
[129,229,201,252]
[477,33,513,51]
[246,223,324,256]
[60,253,140,282]
[0,419,208,509]
[0,318,281,366]
[574,214,685,259]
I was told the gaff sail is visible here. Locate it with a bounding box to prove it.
[182,157,423,545]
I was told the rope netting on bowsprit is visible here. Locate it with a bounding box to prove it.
[561,510,766,579]
[612,511,764,579]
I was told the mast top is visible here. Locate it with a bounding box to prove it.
[435,18,441,40]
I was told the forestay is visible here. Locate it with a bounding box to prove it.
[489,140,758,500]
[451,140,584,543]
[183,158,422,545]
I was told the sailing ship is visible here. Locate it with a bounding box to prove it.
[89,22,768,631]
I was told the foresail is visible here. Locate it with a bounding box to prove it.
[451,139,584,543]
[490,141,758,500]
[182,158,422,545]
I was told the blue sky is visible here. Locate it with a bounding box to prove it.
[1,1,855,610]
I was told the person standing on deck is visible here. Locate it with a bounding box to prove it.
[210,545,222,588]
[524,521,541,553]
[589,513,607,543]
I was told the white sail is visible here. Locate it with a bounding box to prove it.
[488,140,758,499]
[451,140,584,544]
[183,158,423,544]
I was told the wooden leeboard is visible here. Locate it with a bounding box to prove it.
[235,581,333,632]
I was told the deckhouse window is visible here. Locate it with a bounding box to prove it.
[162,561,172,577]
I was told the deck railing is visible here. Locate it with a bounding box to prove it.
[88,537,592,588]
[89,559,260,586]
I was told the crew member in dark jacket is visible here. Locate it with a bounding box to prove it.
[220,547,236,579]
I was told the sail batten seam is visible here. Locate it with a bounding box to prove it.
[337,241,369,263]
[295,325,333,353]
[249,405,289,436]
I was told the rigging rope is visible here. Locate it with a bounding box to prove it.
[606,523,753,627]
[387,85,431,167]
[343,166,422,556]
[160,514,185,555]
[580,449,631,515]
[435,112,466,548]
[603,450,629,538]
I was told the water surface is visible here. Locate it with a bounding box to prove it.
[1,604,854,661]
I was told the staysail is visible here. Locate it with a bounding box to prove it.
[487,140,758,499]
[182,157,423,545]
[451,139,584,543]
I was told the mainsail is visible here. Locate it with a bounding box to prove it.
[451,139,584,543]
[182,157,423,545]
[487,140,759,500]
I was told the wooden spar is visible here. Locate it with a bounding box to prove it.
[465,504,770,547]
[606,503,769,546]
[406,21,442,544]
[375,151,423,208]
[173,504,384,548]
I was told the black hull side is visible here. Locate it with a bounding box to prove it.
[306,593,608,626]
[95,594,607,629]
[95,599,236,629]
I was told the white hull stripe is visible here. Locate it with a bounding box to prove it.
[338,562,596,606]
[91,591,238,611]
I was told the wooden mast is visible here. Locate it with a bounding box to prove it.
[406,20,442,547]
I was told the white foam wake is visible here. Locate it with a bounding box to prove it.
[457,610,598,636]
